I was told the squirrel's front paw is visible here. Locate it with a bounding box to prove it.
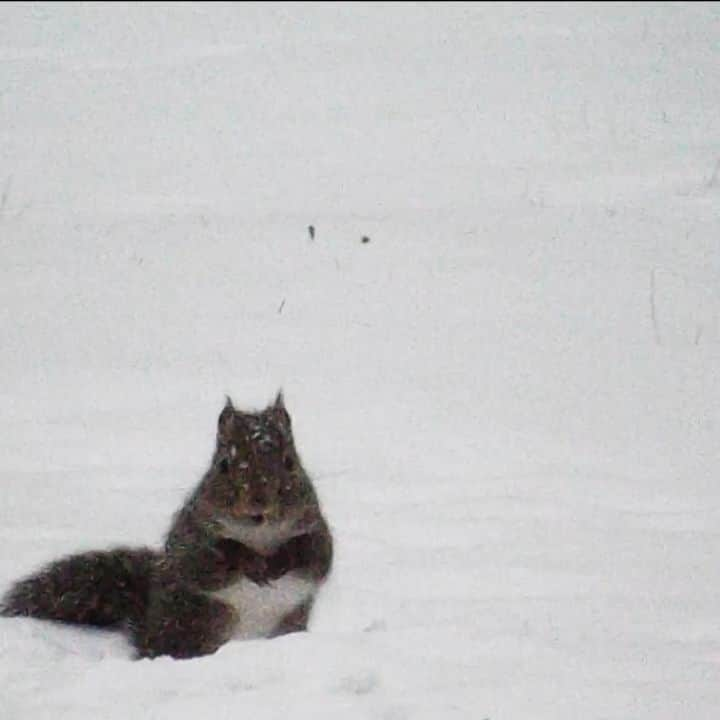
[242,555,271,585]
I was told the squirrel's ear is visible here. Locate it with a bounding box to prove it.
[271,390,292,433]
[218,396,235,440]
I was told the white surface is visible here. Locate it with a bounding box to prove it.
[1,2,719,718]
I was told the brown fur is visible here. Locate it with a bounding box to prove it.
[1,393,333,659]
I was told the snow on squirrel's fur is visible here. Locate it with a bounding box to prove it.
[1,3,719,719]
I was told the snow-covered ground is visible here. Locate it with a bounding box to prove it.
[2,2,720,718]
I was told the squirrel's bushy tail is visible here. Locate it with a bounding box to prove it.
[1,548,159,628]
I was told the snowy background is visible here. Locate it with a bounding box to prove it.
[1,2,720,718]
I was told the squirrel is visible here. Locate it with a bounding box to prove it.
[0,392,333,660]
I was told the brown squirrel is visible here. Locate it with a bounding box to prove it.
[0,393,333,659]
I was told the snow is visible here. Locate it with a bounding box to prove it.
[1,2,720,718]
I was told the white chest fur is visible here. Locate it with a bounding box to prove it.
[208,571,316,640]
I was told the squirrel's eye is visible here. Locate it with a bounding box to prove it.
[219,458,230,473]
[283,456,295,472]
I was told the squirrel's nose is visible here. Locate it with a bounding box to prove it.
[249,492,267,511]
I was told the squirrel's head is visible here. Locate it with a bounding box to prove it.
[198,392,320,550]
